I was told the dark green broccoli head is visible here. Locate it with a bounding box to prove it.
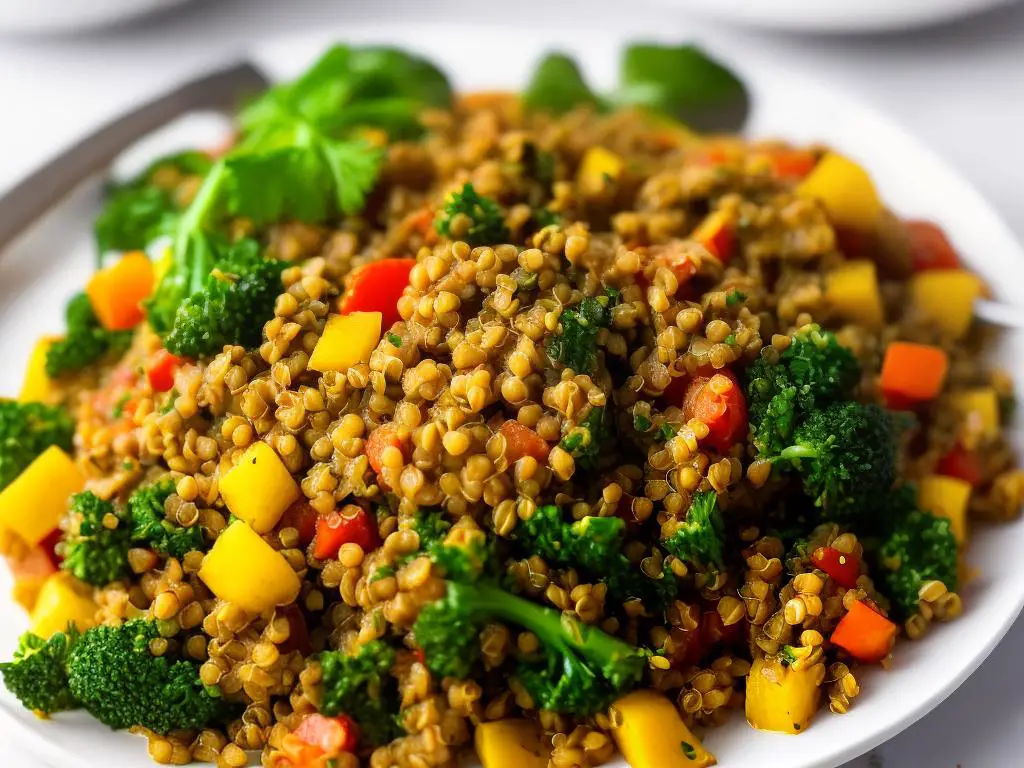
[128,479,205,559]
[780,402,896,522]
[410,507,450,552]
[0,630,79,714]
[164,239,285,359]
[546,290,617,375]
[318,640,400,747]
[0,400,74,491]
[878,488,958,619]
[45,293,132,378]
[746,325,860,455]
[62,491,131,586]
[559,406,610,471]
[67,619,225,733]
[663,491,725,572]
[434,183,509,246]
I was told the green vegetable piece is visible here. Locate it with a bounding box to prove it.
[62,491,131,586]
[0,400,74,492]
[612,44,749,133]
[128,479,205,559]
[546,293,616,375]
[66,619,225,733]
[434,183,509,246]
[663,491,725,572]
[319,640,400,747]
[0,630,79,715]
[523,53,602,114]
[725,289,746,307]
[559,406,609,470]
[46,293,132,377]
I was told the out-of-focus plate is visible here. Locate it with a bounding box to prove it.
[0,0,191,33]
[648,0,1019,32]
[1,22,1023,768]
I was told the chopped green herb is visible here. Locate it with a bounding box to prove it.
[681,741,697,760]
[122,460,134,471]
[778,645,799,667]
[725,289,747,307]
[658,423,676,441]
[633,413,652,433]
[159,389,179,415]
[370,566,396,583]
[386,332,402,347]
[434,183,509,246]
[724,333,737,345]
[523,53,602,114]
[546,293,615,374]
[112,394,131,419]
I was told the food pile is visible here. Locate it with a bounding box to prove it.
[1,43,1021,768]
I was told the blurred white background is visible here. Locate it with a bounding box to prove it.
[0,0,1022,765]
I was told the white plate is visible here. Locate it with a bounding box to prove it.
[0,0,192,33]
[2,22,1023,768]
[647,0,1020,32]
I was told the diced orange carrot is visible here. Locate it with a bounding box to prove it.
[365,423,408,476]
[691,211,735,263]
[500,419,551,464]
[765,148,818,180]
[830,600,898,663]
[880,342,949,407]
[86,251,154,330]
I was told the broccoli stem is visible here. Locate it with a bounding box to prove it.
[779,444,819,461]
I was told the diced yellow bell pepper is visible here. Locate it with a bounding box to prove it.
[29,572,98,638]
[0,446,83,547]
[950,387,1001,440]
[909,270,982,339]
[610,690,716,767]
[19,336,61,404]
[917,475,972,543]
[219,442,300,534]
[13,576,48,612]
[199,521,301,614]
[745,655,821,734]
[577,147,624,196]
[474,719,548,768]
[797,152,883,231]
[309,312,382,373]
[825,260,884,330]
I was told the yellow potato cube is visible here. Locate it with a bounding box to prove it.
[474,719,548,768]
[219,442,300,533]
[909,270,982,339]
[309,312,382,373]
[950,387,1001,440]
[577,147,624,196]
[19,336,60,404]
[918,475,972,543]
[611,690,716,767]
[797,152,883,230]
[29,573,97,639]
[0,446,83,547]
[825,260,884,330]
[199,521,301,614]
[745,655,821,734]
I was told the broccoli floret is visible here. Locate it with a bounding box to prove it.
[516,506,676,612]
[128,479,205,558]
[559,406,610,471]
[67,619,225,733]
[319,640,400,747]
[0,400,74,491]
[778,402,896,523]
[877,487,958,619]
[434,183,509,246]
[62,491,131,586]
[746,325,860,455]
[662,491,725,572]
[46,293,133,378]
[413,579,646,715]
[410,507,450,552]
[164,239,285,358]
[546,291,617,375]
[0,630,79,714]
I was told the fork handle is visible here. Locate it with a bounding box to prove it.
[0,61,269,251]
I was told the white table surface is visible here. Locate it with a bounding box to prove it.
[1,0,1022,765]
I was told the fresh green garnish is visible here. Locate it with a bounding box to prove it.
[724,333,737,345]
[725,289,747,307]
[523,53,601,114]
[778,645,799,666]
[160,389,179,415]
[434,183,509,246]
[370,566,396,583]
[681,742,697,760]
[112,393,132,419]
[657,423,676,441]
[633,412,652,433]
[46,293,132,378]
[386,332,402,347]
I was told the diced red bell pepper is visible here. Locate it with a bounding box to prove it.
[830,600,898,664]
[810,546,860,589]
[668,625,703,668]
[313,504,380,560]
[937,443,984,488]
[682,369,748,453]
[701,606,744,649]
[906,220,961,271]
[147,349,182,393]
[499,419,550,464]
[293,713,359,757]
[6,543,57,580]
[691,211,735,263]
[39,528,64,569]
[365,423,409,477]
[280,500,319,546]
[765,148,818,180]
[338,258,417,332]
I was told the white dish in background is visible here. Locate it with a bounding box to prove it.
[0,0,191,34]
[647,0,1020,32]
[2,22,1023,768]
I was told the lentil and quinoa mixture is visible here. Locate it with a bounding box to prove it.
[1,43,1021,768]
